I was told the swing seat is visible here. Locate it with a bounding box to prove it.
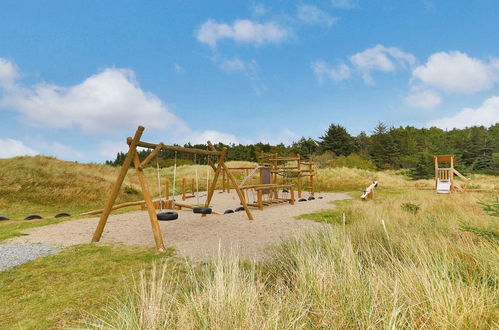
[0,216,9,221]
[54,213,71,218]
[298,198,307,202]
[234,206,245,212]
[224,209,234,214]
[157,211,179,221]
[25,214,43,220]
[193,207,212,215]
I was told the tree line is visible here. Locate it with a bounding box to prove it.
[106,123,499,178]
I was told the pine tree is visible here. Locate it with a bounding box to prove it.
[319,124,356,156]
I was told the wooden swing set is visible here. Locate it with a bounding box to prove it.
[91,126,254,252]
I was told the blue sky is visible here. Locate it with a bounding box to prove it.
[1,0,498,162]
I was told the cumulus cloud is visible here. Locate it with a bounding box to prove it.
[0,58,20,89]
[405,89,442,109]
[297,4,337,27]
[196,19,289,48]
[411,51,497,93]
[0,138,38,158]
[173,63,184,73]
[184,130,239,145]
[0,66,188,135]
[311,61,351,82]
[331,0,357,9]
[312,44,415,84]
[349,45,416,84]
[0,58,246,161]
[427,96,499,129]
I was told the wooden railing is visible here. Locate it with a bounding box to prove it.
[437,168,452,180]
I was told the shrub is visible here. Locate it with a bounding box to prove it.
[401,202,420,215]
[123,185,139,195]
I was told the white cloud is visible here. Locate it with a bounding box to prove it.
[196,19,289,48]
[427,96,499,129]
[331,0,357,9]
[349,44,416,84]
[311,61,351,82]
[297,4,337,27]
[258,128,299,145]
[0,58,20,89]
[173,63,184,73]
[0,138,38,158]
[0,63,189,135]
[184,130,240,145]
[405,89,442,109]
[312,45,414,84]
[99,140,130,159]
[411,51,497,93]
[250,3,267,17]
[218,57,247,73]
[26,137,84,160]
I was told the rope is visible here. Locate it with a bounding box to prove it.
[239,165,264,187]
[172,151,177,201]
[156,155,162,211]
[195,154,199,205]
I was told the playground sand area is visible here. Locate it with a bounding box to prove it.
[8,191,350,261]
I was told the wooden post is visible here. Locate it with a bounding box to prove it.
[290,186,295,205]
[309,163,315,196]
[182,178,186,201]
[434,156,438,189]
[191,178,195,195]
[257,190,263,210]
[203,145,225,217]
[207,143,254,220]
[222,171,225,192]
[297,157,302,198]
[133,151,166,252]
[450,156,454,191]
[92,126,144,243]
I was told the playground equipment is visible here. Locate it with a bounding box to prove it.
[91,126,254,252]
[361,181,378,200]
[258,153,316,198]
[434,155,470,193]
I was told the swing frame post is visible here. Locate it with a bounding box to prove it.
[91,126,144,243]
[182,178,187,201]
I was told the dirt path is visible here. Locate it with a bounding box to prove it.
[8,191,350,261]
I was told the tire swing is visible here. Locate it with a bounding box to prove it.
[308,196,315,201]
[156,151,178,221]
[234,206,245,212]
[224,209,234,214]
[0,216,9,221]
[193,207,212,215]
[157,211,178,221]
[298,198,307,202]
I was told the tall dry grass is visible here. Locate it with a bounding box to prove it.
[89,187,498,329]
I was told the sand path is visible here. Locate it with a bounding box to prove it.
[8,191,350,261]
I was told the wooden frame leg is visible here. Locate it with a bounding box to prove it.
[290,186,295,205]
[257,190,263,210]
[133,152,166,252]
[92,126,144,243]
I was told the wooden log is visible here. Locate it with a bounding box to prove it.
[138,143,163,170]
[290,186,295,205]
[92,126,143,243]
[82,200,146,216]
[127,138,221,156]
[203,144,225,217]
[133,151,166,252]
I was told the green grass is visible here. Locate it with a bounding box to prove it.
[296,199,353,225]
[0,244,176,329]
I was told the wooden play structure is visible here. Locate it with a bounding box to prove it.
[258,153,316,198]
[434,155,470,193]
[361,181,378,200]
[91,126,254,252]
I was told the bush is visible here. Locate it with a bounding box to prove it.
[325,153,376,170]
[123,185,139,195]
[401,202,420,215]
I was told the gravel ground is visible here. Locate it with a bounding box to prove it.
[8,191,350,261]
[0,243,60,272]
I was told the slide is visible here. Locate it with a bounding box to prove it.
[436,179,451,194]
